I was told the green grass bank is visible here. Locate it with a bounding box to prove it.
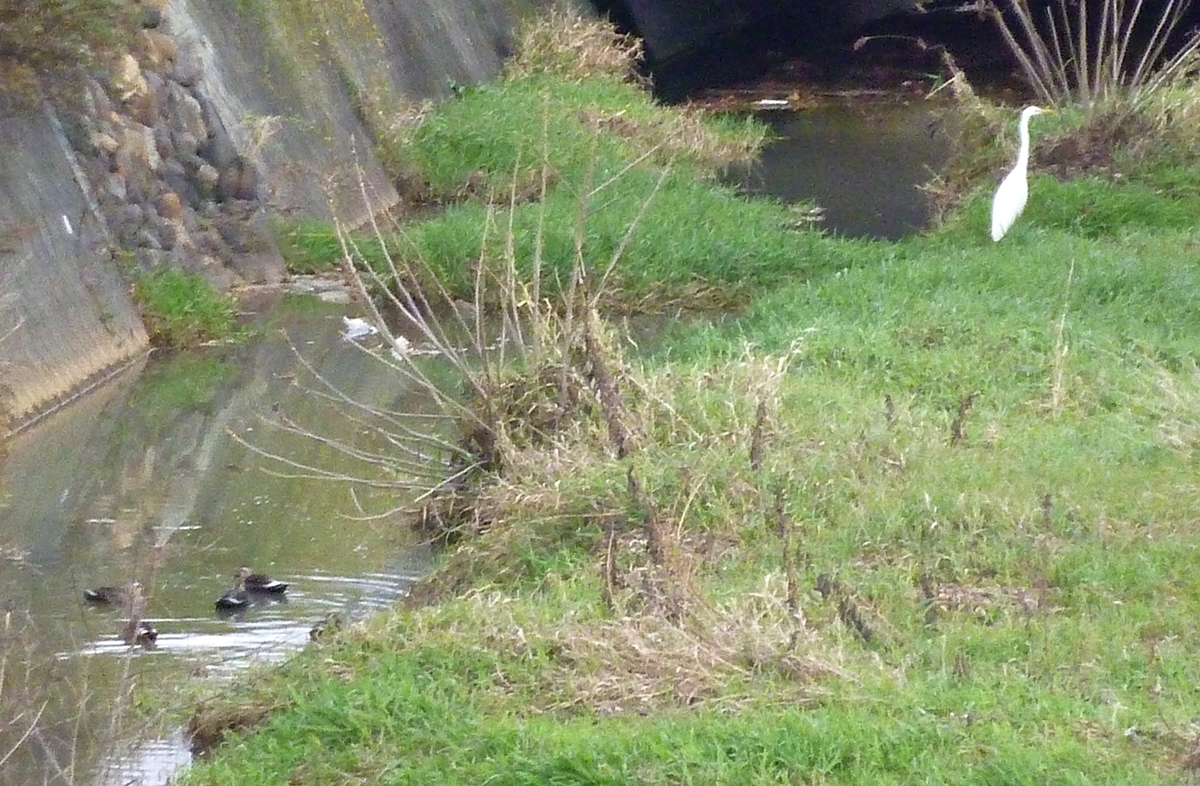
[184,12,1200,786]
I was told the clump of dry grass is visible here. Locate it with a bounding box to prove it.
[187,690,290,756]
[429,342,1068,698]
[505,6,644,83]
[408,575,848,717]
[543,588,847,715]
[591,103,768,173]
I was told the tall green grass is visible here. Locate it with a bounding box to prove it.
[185,179,1200,784]
[280,65,784,308]
[184,12,1200,786]
[391,172,844,309]
[131,267,242,348]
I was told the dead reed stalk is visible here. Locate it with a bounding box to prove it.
[1048,258,1076,416]
[627,466,667,569]
[769,485,806,650]
[949,392,977,446]
[584,310,634,459]
[987,0,1200,106]
[749,399,768,471]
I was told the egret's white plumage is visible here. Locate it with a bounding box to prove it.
[990,106,1050,242]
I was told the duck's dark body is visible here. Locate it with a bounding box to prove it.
[243,573,288,593]
[215,587,250,610]
[237,567,288,594]
[126,620,158,648]
[84,583,138,605]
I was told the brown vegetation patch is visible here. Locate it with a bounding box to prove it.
[586,105,766,172]
[505,7,644,84]
[1183,730,1200,772]
[543,607,842,716]
[1034,108,1160,179]
[187,695,285,757]
[926,580,1049,621]
[488,361,596,449]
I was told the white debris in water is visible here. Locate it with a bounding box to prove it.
[341,316,378,340]
[62,214,73,235]
[389,335,440,361]
[391,334,412,358]
[752,99,790,109]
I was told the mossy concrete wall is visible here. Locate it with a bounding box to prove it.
[0,97,150,436]
[1,0,565,436]
[163,0,555,222]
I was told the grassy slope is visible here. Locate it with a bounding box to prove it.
[279,71,837,311]
[185,34,1200,786]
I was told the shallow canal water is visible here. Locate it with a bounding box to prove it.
[727,99,953,239]
[0,293,440,785]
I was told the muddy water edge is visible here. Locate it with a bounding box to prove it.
[0,291,439,785]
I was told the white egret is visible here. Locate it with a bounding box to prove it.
[990,105,1052,242]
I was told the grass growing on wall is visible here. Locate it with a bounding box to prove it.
[131,267,241,348]
[0,0,139,92]
[278,9,782,309]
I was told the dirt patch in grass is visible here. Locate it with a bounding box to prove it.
[1035,108,1161,178]
[926,579,1052,621]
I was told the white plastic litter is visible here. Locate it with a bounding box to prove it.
[389,335,413,361]
[341,316,378,340]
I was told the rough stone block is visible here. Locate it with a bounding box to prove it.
[138,30,178,70]
[109,54,149,102]
[156,190,184,222]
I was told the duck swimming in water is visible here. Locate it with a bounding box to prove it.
[122,619,158,648]
[237,566,288,594]
[215,575,250,611]
[84,582,141,605]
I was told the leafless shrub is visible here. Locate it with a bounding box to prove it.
[986,0,1200,106]
[240,104,675,546]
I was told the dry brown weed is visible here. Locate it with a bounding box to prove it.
[505,7,644,84]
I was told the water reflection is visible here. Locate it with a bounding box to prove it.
[0,296,441,785]
[95,729,192,786]
[726,100,953,240]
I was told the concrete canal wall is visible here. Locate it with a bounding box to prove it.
[0,0,567,436]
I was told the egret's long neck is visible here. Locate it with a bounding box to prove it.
[1015,113,1033,170]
